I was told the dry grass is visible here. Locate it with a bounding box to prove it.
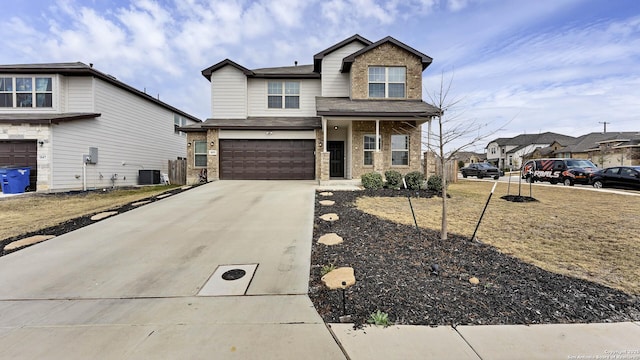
[356,181,640,294]
[0,185,178,241]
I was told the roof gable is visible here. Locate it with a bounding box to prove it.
[341,36,433,72]
[201,59,254,81]
[313,34,372,73]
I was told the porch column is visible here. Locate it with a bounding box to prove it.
[373,119,383,174]
[322,117,327,153]
[375,119,380,151]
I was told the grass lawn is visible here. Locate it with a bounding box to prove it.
[0,185,179,241]
[356,180,640,294]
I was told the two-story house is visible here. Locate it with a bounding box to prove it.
[180,35,440,183]
[486,132,576,170]
[0,62,200,192]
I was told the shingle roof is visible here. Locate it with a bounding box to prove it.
[316,97,440,117]
[201,60,319,80]
[0,112,101,124]
[563,132,640,153]
[188,117,322,130]
[251,64,318,78]
[0,62,201,122]
[487,132,576,148]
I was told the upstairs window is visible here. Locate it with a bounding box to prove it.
[0,77,12,107]
[0,76,53,108]
[268,81,299,109]
[368,67,405,98]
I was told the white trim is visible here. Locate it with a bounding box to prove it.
[219,130,316,140]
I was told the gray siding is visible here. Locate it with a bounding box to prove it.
[211,66,247,118]
[51,78,193,190]
[66,76,95,112]
[321,42,365,97]
[247,78,320,117]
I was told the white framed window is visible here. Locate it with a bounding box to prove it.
[267,81,299,109]
[391,135,409,166]
[363,134,381,166]
[194,140,207,167]
[368,67,405,98]
[0,76,53,108]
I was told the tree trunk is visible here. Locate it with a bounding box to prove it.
[439,114,448,240]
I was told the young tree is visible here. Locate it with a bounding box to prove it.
[424,72,510,240]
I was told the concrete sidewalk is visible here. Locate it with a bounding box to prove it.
[330,322,640,360]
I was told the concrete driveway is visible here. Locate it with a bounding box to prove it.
[0,181,346,359]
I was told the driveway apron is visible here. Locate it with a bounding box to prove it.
[0,181,346,359]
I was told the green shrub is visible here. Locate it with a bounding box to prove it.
[384,170,403,189]
[458,160,465,169]
[404,171,424,190]
[368,310,391,327]
[427,174,444,192]
[320,263,336,276]
[361,172,383,190]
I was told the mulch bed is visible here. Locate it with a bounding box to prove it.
[309,189,640,328]
[0,185,197,256]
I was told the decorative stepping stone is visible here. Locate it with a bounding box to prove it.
[3,235,55,251]
[131,200,150,207]
[319,192,333,196]
[181,185,192,190]
[319,200,335,206]
[157,193,171,199]
[469,277,480,285]
[320,213,339,222]
[318,233,343,246]
[322,267,356,289]
[90,211,118,221]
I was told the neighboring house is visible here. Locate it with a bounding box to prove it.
[453,151,486,167]
[180,34,440,182]
[560,132,640,167]
[0,62,200,192]
[486,132,576,170]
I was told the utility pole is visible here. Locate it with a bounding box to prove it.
[599,121,610,133]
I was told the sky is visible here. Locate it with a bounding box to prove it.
[2,0,639,152]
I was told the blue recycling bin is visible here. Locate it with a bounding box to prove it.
[0,167,31,194]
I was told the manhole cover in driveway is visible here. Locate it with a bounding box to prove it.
[222,269,246,280]
[198,264,258,296]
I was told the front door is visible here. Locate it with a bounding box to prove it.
[327,141,344,178]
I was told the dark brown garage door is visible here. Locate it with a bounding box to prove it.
[219,139,315,180]
[0,140,38,190]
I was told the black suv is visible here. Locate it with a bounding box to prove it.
[460,163,501,180]
[521,158,598,186]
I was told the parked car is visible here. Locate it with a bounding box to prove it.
[521,158,598,186]
[590,166,640,190]
[460,163,501,180]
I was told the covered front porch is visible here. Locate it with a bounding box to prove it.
[318,118,428,182]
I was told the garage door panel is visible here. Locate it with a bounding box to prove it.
[219,139,315,180]
[0,140,38,190]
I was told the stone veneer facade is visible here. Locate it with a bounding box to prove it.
[185,132,206,184]
[350,120,422,179]
[350,43,423,100]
